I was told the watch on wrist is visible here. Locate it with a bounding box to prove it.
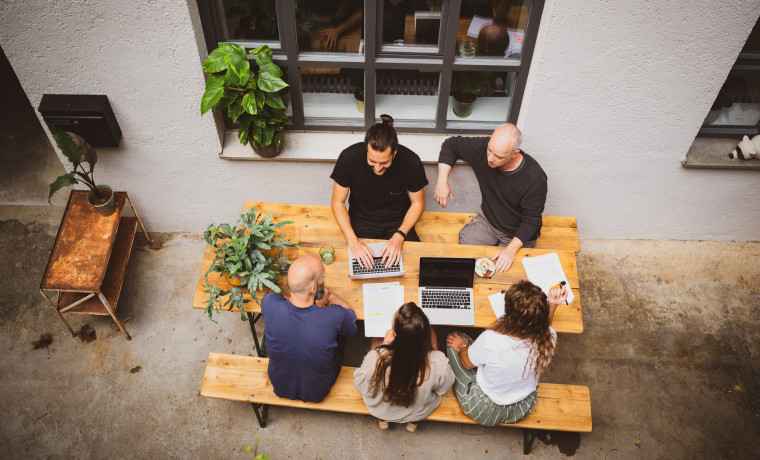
[458,343,468,352]
[395,229,406,240]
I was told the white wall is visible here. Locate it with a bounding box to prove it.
[0,0,758,240]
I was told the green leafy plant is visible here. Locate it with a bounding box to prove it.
[200,43,289,151]
[46,122,107,203]
[202,207,298,322]
[451,72,491,103]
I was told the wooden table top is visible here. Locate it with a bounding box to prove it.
[192,202,583,333]
[40,190,127,292]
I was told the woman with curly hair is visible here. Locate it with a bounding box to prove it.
[354,302,454,432]
[445,280,568,426]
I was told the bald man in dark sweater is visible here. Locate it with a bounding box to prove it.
[435,124,547,273]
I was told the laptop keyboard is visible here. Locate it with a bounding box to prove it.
[420,288,472,309]
[351,257,402,275]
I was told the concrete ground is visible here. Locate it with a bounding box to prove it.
[1,47,759,459]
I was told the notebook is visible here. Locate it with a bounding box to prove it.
[417,257,476,325]
[348,242,405,279]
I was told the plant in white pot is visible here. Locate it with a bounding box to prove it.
[200,43,289,158]
[46,122,116,216]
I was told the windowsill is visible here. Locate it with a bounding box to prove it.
[682,138,760,170]
[220,130,461,164]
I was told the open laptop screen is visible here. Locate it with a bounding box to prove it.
[418,257,476,288]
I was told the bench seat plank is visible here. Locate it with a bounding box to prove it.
[201,353,592,433]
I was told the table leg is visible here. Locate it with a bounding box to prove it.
[251,403,269,428]
[126,192,152,246]
[523,428,538,454]
[39,290,76,337]
[247,312,266,357]
[97,292,131,340]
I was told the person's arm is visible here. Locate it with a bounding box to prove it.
[318,288,354,311]
[321,9,363,50]
[434,163,454,208]
[546,284,568,325]
[492,237,523,273]
[445,331,476,369]
[330,181,375,268]
[379,188,425,267]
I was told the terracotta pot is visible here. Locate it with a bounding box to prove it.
[252,133,283,158]
[87,185,116,216]
[225,273,248,287]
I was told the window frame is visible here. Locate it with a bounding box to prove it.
[196,0,545,134]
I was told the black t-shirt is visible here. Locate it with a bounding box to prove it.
[330,142,428,237]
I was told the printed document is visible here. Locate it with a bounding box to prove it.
[363,282,404,337]
[521,252,575,304]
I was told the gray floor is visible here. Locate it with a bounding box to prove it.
[1,47,759,459]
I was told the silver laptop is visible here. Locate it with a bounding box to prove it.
[348,242,405,279]
[417,257,476,325]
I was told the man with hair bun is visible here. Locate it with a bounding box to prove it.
[435,123,547,273]
[331,114,428,269]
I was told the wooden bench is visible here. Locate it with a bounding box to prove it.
[242,201,580,253]
[201,353,592,455]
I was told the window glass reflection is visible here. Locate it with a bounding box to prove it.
[456,0,532,60]
[703,74,760,128]
[448,71,515,122]
[295,0,364,53]
[382,0,442,47]
[375,70,439,123]
[220,0,279,41]
[301,67,364,121]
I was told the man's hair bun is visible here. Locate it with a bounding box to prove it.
[379,114,394,126]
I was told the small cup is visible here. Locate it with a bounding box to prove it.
[475,257,495,278]
[319,245,335,265]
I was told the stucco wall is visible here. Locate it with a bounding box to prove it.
[0,0,758,240]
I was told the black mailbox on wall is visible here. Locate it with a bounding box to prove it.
[38,94,122,147]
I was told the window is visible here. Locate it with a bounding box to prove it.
[698,17,760,139]
[197,0,544,133]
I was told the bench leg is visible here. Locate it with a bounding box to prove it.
[251,403,269,427]
[247,312,267,357]
[523,428,538,455]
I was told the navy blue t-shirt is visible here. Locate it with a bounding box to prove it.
[261,292,358,403]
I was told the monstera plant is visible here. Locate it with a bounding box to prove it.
[202,206,298,322]
[200,43,289,157]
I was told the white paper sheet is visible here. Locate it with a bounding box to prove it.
[466,15,493,38]
[520,252,575,304]
[488,290,506,319]
[363,282,404,337]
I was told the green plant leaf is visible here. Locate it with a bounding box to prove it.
[241,92,258,115]
[201,74,225,114]
[264,93,285,109]
[251,45,273,65]
[227,45,250,86]
[47,122,85,165]
[259,62,282,78]
[203,42,236,73]
[261,127,274,147]
[228,98,244,123]
[257,74,288,93]
[48,172,77,202]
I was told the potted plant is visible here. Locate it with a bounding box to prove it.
[349,70,364,114]
[46,122,116,216]
[200,43,289,158]
[201,206,298,322]
[451,72,490,119]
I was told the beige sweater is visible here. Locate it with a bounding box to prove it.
[353,349,455,423]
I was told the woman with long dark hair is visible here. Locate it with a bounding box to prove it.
[445,280,568,426]
[354,302,454,431]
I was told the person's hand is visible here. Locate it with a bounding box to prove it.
[379,234,403,268]
[492,246,517,272]
[315,287,332,308]
[446,331,467,350]
[434,181,453,208]
[320,27,340,50]
[547,284,569,307]
[349,239,375,269]
[382,328,396,345]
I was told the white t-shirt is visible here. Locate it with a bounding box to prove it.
[467,328,557,405]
